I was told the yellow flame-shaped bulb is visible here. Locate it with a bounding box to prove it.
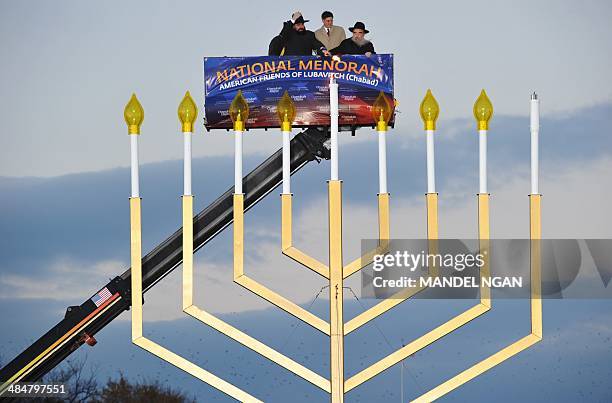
[372,91,393,131]
[473,89,493,130]
[419,89,440,131]
[124,93,144,135]
[178,91,198,133]
[229,90,249,131]
[277,91,296,132]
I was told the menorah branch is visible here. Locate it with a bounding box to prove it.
[411,334,541,403]
[133,337,262,402]
[180,194,331,392]
[328,180,345,403]
[184,307,330,392]
[130,197,143,340]
[120,86,544,403]
[233,194,330,335]
[182,195,194,310]
[344,193,437,335]
[130,196,261,403]
[409,195,543,402]
[530,194,543,338]
[344,286,427,335]
[344,192,492,391]
[343,193,390,279]
[281,193,330,278]
[478,194,492,307]
[345,303,490,392]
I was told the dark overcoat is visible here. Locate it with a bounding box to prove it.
[271,21,327,56]
[330,38,376,55]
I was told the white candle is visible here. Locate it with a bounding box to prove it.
[234,130,243,194]
[329,77,339,181]
[282,130,291,194]
[479,130,487,194]
[183,132,192,196]
[426,129,435,193]
[130,134,139,198]
[378,130,388,194]
[530,92,539,195]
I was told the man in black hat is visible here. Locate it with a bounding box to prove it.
[330,22,376,56]
[269,11,330,56]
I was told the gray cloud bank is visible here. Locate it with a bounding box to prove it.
[1,103,611,401]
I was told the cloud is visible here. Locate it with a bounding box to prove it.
[2,0,612,176]
[0,106,610,322]
[146,153,612,320]
[0,257,123,303]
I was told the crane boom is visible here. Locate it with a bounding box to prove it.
[0,128,330,394]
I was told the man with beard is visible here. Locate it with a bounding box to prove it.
[330,22,376,56]
[269,11,330,56]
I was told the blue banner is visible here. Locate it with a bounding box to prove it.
[204,54,394,129]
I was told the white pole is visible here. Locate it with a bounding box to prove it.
[479,130,487,194]
[184,132,192,196]
[235,130,243,194]
[130,135,139,198]
[530,92,539,195]
[426,129,435,193]
[330,77,339,181]
[282,130,291,194]
[378,130,388,194]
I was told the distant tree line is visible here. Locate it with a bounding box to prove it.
[0,356,195,403]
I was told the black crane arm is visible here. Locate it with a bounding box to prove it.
[0,128,330,392]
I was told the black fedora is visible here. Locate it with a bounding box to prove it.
[349,21,369,34]
[292,12,309,24]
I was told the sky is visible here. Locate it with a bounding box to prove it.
[1,1,612,402]
[0,0,611,177]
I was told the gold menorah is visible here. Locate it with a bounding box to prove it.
[124,84,542,402]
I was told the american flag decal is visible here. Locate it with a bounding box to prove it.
[91,287,113,307]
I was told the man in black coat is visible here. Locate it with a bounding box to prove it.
[330,22,376,56]
[269,11,330,56]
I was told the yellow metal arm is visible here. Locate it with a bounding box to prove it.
[281,193,329,278]
[530,195,543,338]
[412,334,540,402]
[131,169,541,402]
[478,193,492,308]
[410,194,542,402]
[344,193,492,392]
[130,197,262,402]
[233,194,330,335]
[344,193,437,335]
[345,303,490,392]
[343,193,391,279]
[180,195,330,393]
[328,180,345,402]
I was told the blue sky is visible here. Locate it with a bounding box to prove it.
[1,0,612,402]
[1,106,611,401]
[1,0,611,177]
